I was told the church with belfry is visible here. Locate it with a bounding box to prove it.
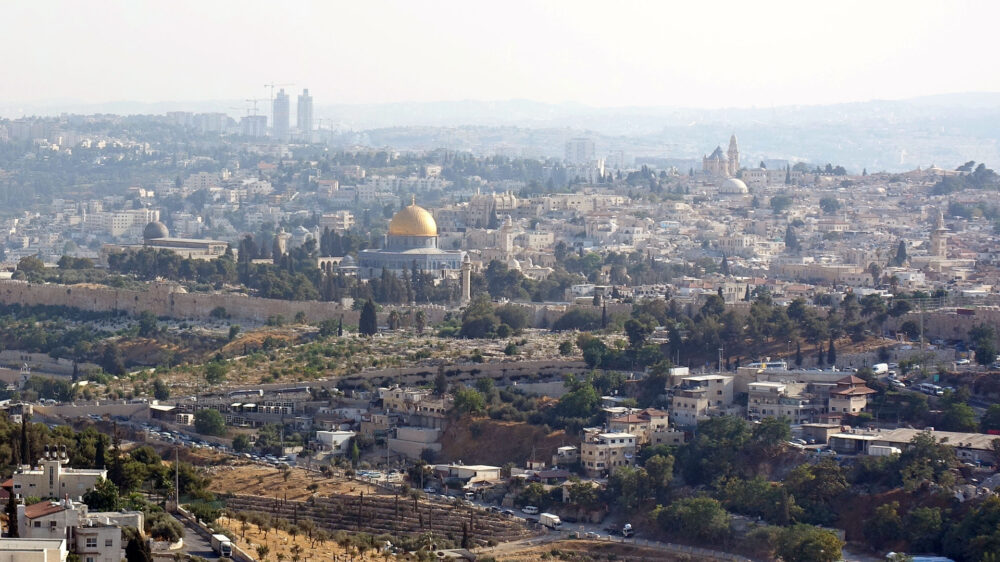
[703,134,741,177]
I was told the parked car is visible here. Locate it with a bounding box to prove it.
[522,505,539,515]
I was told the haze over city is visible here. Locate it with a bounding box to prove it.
[2,0,999,109]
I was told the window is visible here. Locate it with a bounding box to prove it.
[86,538,97,548]
[34,521,41,528]
[86,558,96,562]
[106,539,114,547]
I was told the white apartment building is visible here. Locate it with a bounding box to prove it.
[17,498,142,562]
[670,375,734,428]
[315,430,356,454]
[12,450,106,500]
[0,538,67,562]
[580,430,637,477]
[319,211,355,233]
[83,209,159,237]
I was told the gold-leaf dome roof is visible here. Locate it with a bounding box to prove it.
[388,198,437,237]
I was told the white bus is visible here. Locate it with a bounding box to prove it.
[918,383,943,396]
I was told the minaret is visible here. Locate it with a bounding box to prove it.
[727,134,740,176]
[460,254,472,304]
[500,215,514,258]
[930,208,948,258]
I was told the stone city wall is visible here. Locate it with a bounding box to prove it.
[0,280,449,326]
[887,306,1000,346]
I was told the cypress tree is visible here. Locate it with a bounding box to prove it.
[359,300,377,336]
[817,343,825,367]
[827,337,837,366]
[794,342,803,367]
[6,492,18,537]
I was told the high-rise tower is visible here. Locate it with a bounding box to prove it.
[727,134,740,176]
[297,88,313,140]
[272,89,290,141]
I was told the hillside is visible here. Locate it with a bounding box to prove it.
[438,418,578,467]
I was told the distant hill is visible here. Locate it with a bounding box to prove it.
[3,94,999,172]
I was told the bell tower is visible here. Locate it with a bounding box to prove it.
[727,134,740,176]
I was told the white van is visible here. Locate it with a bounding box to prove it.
[522,505,539,515]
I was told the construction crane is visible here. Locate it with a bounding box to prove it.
[244,98,265,116]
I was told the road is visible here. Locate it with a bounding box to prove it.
[172,513,220,560]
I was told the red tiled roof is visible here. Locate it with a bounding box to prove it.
[837,375,868,385]
[23,501,66,519]
[832,386,877,396]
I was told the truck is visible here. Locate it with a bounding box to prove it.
[540,513,561,529]
[622,523,634,537]
[872,363,889,375]
[210,534,233,557]
[869,445,902,457]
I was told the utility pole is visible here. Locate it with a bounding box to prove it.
[174,446,179,512]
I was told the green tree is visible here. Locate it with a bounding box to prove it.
[82,477,121,511]
[6,491,18,538]
[204,362,228,385]
[657,496,730,542]
[558,341,574,356]
[904,506,942,553]
[152,379,170,401]
[452,387,486,416]
[775,524,844,562]
[193,409,227,436]
[644,454,674,493]
[819,196,841,215]
[607,466,650,510]
[981,404,1000,432]
[864,501,903,550]
[970,323,998,365]
[784,226,800,253]
[359,299,377,336]
[124,526,152,562]
[232,434,251,453]
[624,316,655,349]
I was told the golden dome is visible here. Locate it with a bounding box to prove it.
[388,198,437,237]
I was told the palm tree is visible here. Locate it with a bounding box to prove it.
[256,544,270,561]
[291,544,304,562]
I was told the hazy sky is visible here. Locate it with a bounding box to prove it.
[2,0,998,108]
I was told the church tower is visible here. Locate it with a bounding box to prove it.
[727,134,740,176]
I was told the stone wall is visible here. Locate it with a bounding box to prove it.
[0,280,448,326]
[887,306,1000,346]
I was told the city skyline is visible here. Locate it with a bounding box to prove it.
[1,0,998,111]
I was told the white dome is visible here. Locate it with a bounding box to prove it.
[720,178,749,194]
